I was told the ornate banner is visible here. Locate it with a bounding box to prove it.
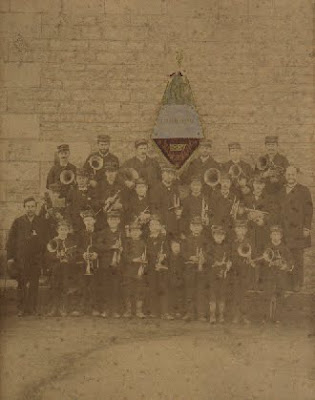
[152,72,203,168]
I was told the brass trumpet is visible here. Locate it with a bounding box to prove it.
[204,168,220,187]
[230,196,240,220]
[155,241,168,271]
[84,236,99,275]
[111,234,123,267]
[88,155,103,174]
[60,169,75,185]
[201,196,209,226]
[185,247,205,271]
[212,252,231,279]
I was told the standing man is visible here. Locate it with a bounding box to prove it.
[6,197,48,316]
[84,135,119,183]
[224,142,253,193]
[279,166,313,291]
[258,136,289,194]
[46,144,76,199]
[122,139,161,191]
[181,139,221,187]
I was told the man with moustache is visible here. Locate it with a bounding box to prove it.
[122,139,161,192]
[46,144,77,199]
[278,166,313,291]
[6,197,48,316]
[84,135,119,183]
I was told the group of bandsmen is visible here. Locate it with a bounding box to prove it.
[6,134,313,324]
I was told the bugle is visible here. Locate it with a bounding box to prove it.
[204,168,220,187]
[60,169,75,185]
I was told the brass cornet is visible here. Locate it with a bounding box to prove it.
[230,197,240,220]
[47,239,76,262]
[137,246,148,277]
[237,243,274,266]
[111,234,123,267]
[204,168,220,187]
[88,155,103,174]
[60,169,75,185]
[201,196,209,226]
[84,236,99,275]
[103,190,121,213]
[155,241,168,271]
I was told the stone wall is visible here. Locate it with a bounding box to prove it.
[0,0,314,284]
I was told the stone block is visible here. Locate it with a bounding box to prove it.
[10,0,62,12]
[105,0,162,14]
[0,13,41,37]
[0,114,40,139]
[0,162,39,182]
[3,63,41,88]
[0,0,10,12]
[63,0,104,15]
[166,0,218,16]
[0,202,24,230]
[248,0,274,16]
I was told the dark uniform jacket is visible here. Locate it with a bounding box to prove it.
[96,227,123,269]
[122,156,161,190]
[83,151,119,182]
[66,187,98,232]
[181,156,221,185]
[223,160,253,180]
[182,232,208,268]
[209,190,235,231]
[230,235,255,278]
[147,234,166,272]
[181,193,209,232]
[208,240,231,278]
[124,192,151,225]
[278,183,313,249]
[261,153,289,194]
[46,236,77,270]
[76,229,101,271]
[150,182,180,235]
[7,215,48,265]
[123,238,146,277]
[46,162,77,198]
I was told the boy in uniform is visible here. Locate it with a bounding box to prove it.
[260,225,294,323]
[66,168,97,235]
[167,237,185,319]
[96,210,123,318]
[122,220,147,318]
[208,226,232,324]
[230,220,254,324]
[182,216,208,321]
[76,210,100,316]
[146,215,170,319]
[46,220,78,316]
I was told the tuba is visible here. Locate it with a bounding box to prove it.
[204,168,221,187]
[60,169,75,185]
[47,238,59,253]
[88,155,103,174]
[228,164,243,180]
[256,155,269,171]
[237,242,252,259]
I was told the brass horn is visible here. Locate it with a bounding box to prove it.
[60,169,75,185]
[228,164,243,180]
[204,168,220,187]
[256,155,269,171]
[47,238,58,252]
[237,242,252,259]
[88,155,103,172]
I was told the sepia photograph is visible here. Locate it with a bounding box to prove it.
[0,1,314,399]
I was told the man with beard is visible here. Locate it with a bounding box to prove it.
[122,139,161,192]
[150,164,181,238]
[84,135,119,183]
[278,166,313,291]
[258,136,289,195]
[6,197,48,316]
[46,144,77,199]
[181,139,221,189]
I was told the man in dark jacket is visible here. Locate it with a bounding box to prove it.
[279,166,313,291]
[84,134,119,183]
[6,197,48,316]
[46,144,77,199]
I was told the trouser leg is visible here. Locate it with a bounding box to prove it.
[290,248,304,289]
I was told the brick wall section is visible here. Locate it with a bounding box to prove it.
[0,0,314,287]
